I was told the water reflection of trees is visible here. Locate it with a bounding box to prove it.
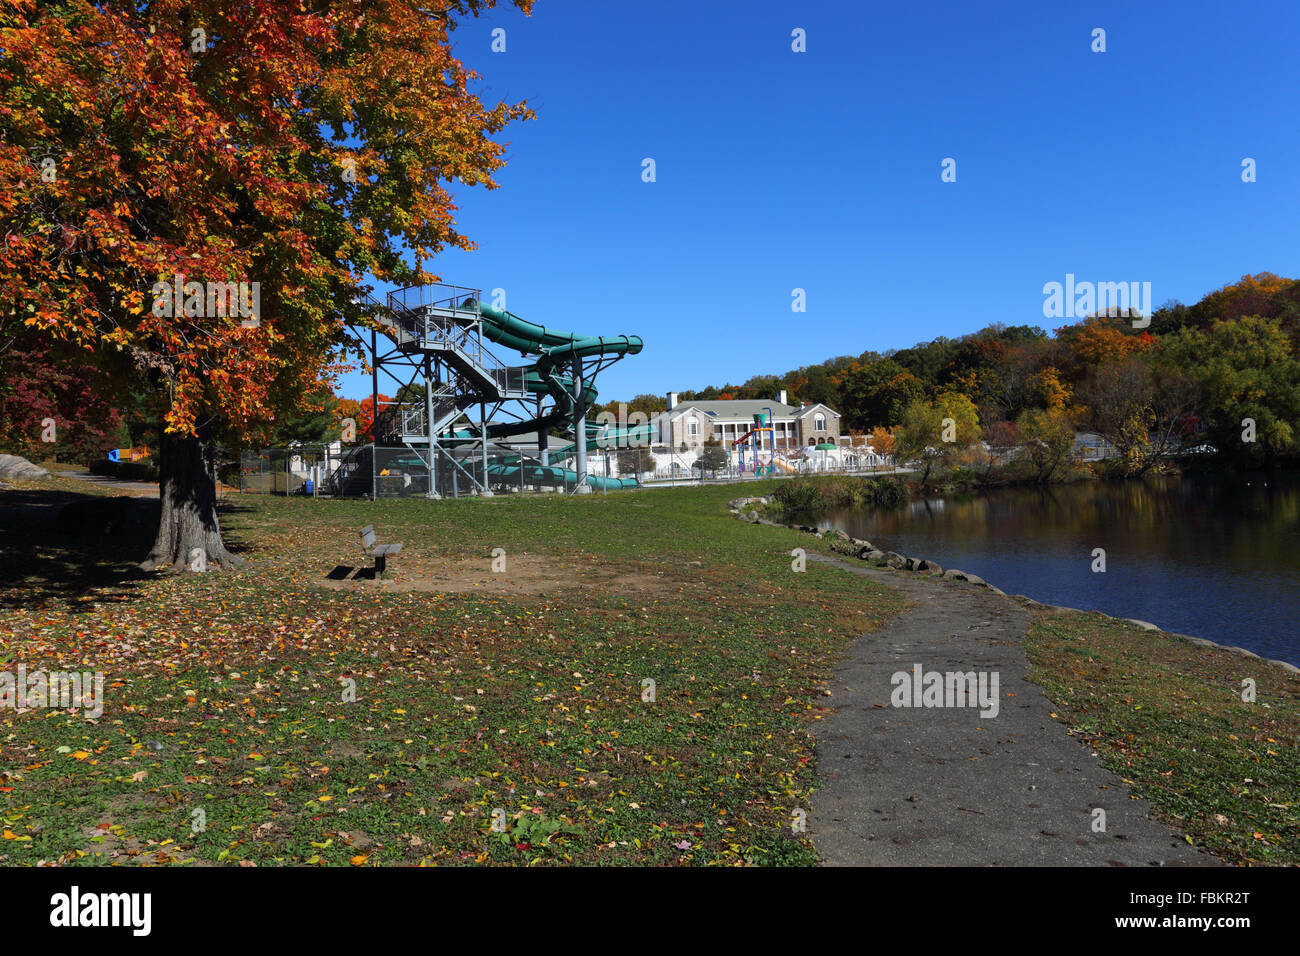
[830,474,1300,570]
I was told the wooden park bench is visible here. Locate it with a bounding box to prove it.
[359,525,403,574]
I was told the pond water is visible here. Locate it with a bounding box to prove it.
[818,473,1300,666]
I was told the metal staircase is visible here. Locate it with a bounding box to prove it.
[323,443,374,497]
[378,303,527,403]
[391,390,480,443]
[335,282,557,498]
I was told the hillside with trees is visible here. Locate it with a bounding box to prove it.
[613,274,1300,475]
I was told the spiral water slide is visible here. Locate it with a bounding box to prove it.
[442,300,651,490]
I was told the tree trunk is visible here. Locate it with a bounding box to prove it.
[139,422,244,572]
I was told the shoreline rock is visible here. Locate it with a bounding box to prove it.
[0,454,49,481]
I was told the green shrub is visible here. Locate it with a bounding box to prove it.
[843,476,909,508]
[772,475,911,517]
[866,476,909,508]
[772,478,825,516]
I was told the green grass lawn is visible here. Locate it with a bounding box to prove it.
[0,481,902,866]
[7,477,1296,866]
[1027,612,1300,866]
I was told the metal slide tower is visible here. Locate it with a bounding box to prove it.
[331,282,643,498]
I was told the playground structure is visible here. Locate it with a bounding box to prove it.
[107,446,152,464]
[328,283,651,498]
[731,410,796,476]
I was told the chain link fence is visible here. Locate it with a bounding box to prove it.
[237,441,896,498]
[238,445,342,495]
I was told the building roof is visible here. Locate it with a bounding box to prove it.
[793,403,839,419]
[669,400,799,421]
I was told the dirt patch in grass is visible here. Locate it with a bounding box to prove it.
[316,551,666,597]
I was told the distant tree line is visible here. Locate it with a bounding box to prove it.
[597,274,1300,476]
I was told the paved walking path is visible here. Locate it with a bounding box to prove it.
[54,470,160,496]
[807,553,1216,866]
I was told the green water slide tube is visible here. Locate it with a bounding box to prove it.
[436,299,645,489]
[547,421,657,463]
[483,458,638,491]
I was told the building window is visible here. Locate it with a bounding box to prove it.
[814,414,826,431]
[687,418,699,438]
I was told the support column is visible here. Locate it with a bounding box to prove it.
[480,401,493,496]
[371,329,379,501]
[538,395,549,467]
[370,331,379,440]
[425,357,440,499]
[572,357,591,493]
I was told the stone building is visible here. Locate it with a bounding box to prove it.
[651,390,842,450]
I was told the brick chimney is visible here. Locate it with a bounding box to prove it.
[778,389,787,406]
[667,391,678,410]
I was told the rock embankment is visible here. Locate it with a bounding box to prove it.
[729,495,1001,591]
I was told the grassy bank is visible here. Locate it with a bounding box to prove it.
[1026,612,1300,865]
[5,477,1297,866]
[752,481,1300,866]
[0,481,902,866]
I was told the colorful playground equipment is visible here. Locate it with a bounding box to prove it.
[329,283,649,497]
[732,410,778,476]
[107,446,151,463]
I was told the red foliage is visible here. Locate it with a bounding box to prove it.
[0,332,123,462]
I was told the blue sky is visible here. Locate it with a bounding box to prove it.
[339,0,1299,402]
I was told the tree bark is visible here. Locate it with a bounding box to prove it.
[139,421,244,572]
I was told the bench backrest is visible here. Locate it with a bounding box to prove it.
[360,526,376,549]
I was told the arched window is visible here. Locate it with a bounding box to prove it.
[814,414,826,431]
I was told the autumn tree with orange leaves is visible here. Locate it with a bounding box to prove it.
[1,0,532,569]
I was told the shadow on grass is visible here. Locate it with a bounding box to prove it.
[0,490,253,612]
[348,566,380,581]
